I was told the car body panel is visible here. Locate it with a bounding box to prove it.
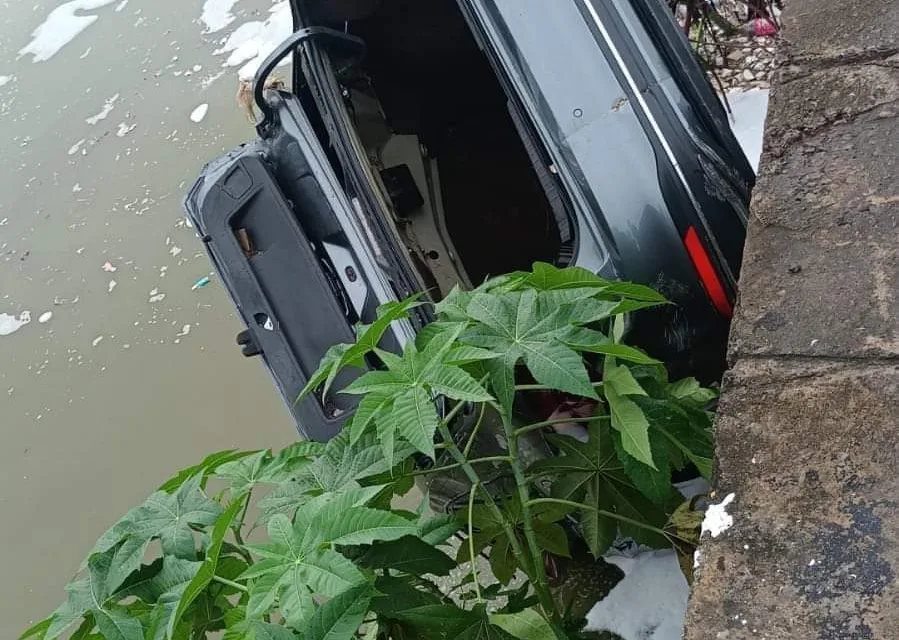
[184,0,752,438]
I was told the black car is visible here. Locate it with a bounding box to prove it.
[184,0,753,442]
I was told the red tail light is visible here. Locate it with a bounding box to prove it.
[683,226,733,318]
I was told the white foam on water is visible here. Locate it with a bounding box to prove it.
[0,311,32,336]
[213,0,292,80]
[0,75,13,88]
[115,0,128,11]
[38,311,53,323]
[116,122,137,137]
[190,103,209,123]
[67,138,86,155]
[201,0,241,33]
[19,0,118,63]
[86,93,119,125]
[169,246,182,257]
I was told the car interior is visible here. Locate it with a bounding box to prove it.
[312,0,573,297]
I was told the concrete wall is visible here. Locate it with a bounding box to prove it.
[684,1,899,638]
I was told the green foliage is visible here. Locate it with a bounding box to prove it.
[29,264,716,640]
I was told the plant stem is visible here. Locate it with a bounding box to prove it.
[436,422,528,575]
[231,491,255,565]
[499,417,557,621]
[513,416,603,437]
[211,574,248,593]
[467,482,483,603]
[525,497,679,542]
[515,381,604,392]
[463,401,487,457]
[405,456,512,477]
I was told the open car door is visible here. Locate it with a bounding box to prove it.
[183,29,425,441]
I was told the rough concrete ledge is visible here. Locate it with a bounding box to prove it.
[685,1,899,638]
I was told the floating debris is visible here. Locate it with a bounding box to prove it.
[169,246,182,257]
[67,139,86,155]
[116,122,137,137]
[85,93,119,125]
[0,311,31,336]
[176,323,191,337]
[102,261,117,272]
[72,183,83,193]
[191,275,211,290]
[92,335,104,347]
[38,311,53,323]
[190,103,209,123]
[108,279,117,293]
[148,288,166,303]
[0,75,13,88]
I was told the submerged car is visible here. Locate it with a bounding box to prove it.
[184,0,753,442]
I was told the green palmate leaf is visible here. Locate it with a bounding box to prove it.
[489,536,516,585]
[634,397,715,479]
[358,536,455,576]
[484,352,517,418]
[426,365,493,402]
[314,507,419,547]
[489,609,557,640]
[611,428,675,505]
[280,581,316,629]
[104,536,152,598]
[341,370,411,396]
[215,450,269,497]
[258,431,411,520]
[349,392,392,445]
[520,339,597,400]
[533,521,571,558]
[247,572,282,620]
[392,386,439,459]
[127,474,223,561]
[302,296,421,399]
[603,360,648,397]
[46,547,118,640]
[605,384,654,468]
[391,604,480,637]
[581,484,618,558]
[529,423,670,556]
[114,556,202,603]
[666,377,718,407]
[260,441,324,483]
[515,262,608,291]
[240,498,382,604]
[418,513,461,545]
[93,606,143,640]
[566,341,660,365]
[369,575,442,617]
[443,345,501,366]
[168,498,243,637]
[434,285,476,320]
[158,450,258,493]
[303,583,373,640]
[18,617,51,640]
